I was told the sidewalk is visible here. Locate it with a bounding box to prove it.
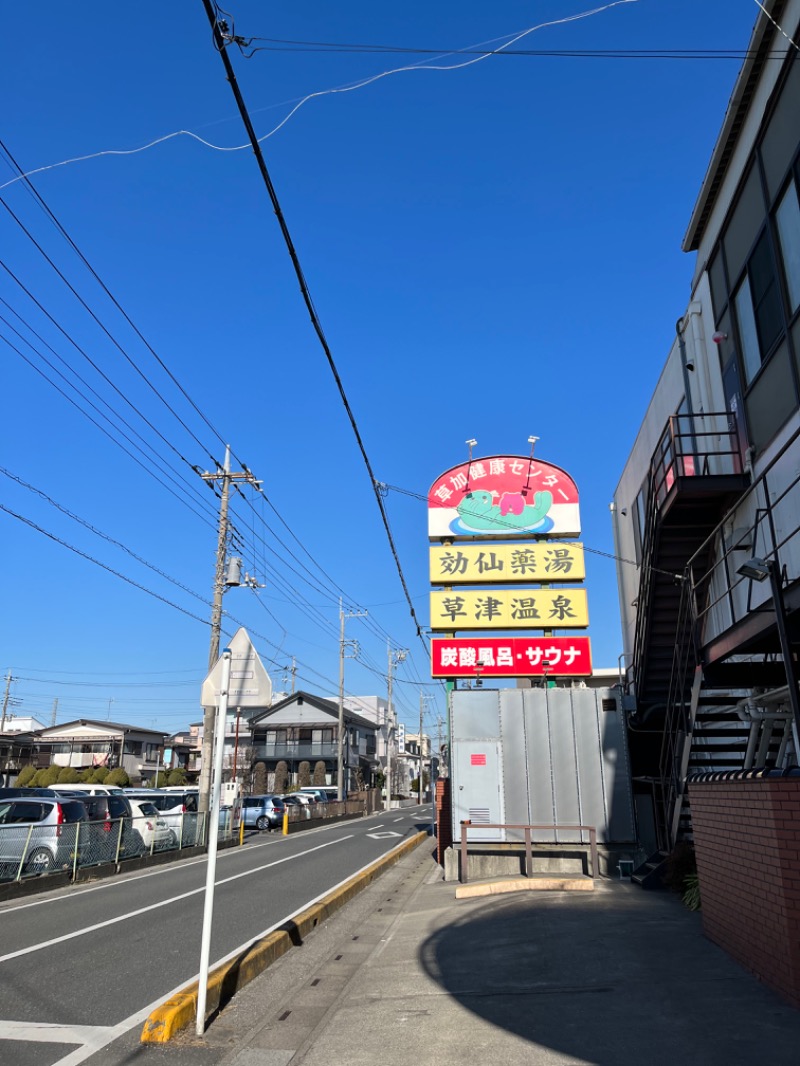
[214,842,800,1066]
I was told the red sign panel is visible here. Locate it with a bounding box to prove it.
[470,754,487,766]
[431,636,592,677]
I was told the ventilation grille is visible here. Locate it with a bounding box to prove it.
[468,807,491,824]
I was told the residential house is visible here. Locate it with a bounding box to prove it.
[34,719,168,785]
[249,691,379,793]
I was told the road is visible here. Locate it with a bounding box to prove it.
[0,805,432,1066]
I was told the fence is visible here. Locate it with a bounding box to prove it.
[458,821,599,883]
[0,811,236,885]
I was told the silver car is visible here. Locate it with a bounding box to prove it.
[0,796,88,877]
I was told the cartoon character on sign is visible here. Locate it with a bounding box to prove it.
[456,488,553,534]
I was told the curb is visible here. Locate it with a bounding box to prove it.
[140,829,429,1043]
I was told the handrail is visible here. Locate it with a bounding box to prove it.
[458,821,598,883]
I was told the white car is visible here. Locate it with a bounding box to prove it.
[127,798,174,850]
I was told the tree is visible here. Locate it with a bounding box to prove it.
[106,767,130,787]
[253,762,267,794]
[92,766,110,783]
[14,765,36,787]
[312,761,327,786]
[298,761,311,787]
[166,768,187,786]
[57,767,80,784]
[79,768,94,783]
[273,760,289,794]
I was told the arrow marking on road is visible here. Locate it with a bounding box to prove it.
[367,831,402,839]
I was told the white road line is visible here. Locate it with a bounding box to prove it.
[44,835,421,1066]
[393,817,404,822]
[371,824,385,831]
[0,1021,111,1044]
[0,835,352,964]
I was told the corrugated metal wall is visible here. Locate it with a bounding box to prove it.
[450,687,636,845]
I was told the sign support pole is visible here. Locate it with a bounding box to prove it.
[196,647,232,1036]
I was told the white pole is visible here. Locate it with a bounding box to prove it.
[196,647,232,1036]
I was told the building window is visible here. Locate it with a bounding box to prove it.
[735,276,762,383]
[144,743,161,762]
[776,180,800,313]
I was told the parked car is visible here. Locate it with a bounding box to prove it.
[0,796,89,877]
[127,798,175,851]
[0,787,59,798]
[124,789,200,845]
[282,795,312,818]
[52,784,125,796]
[298,788,330,804]
[241,795,285,831]
[72,792,144,864]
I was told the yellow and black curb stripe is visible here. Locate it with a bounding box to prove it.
[141,830,428,1043]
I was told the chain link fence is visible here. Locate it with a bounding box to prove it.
[0,811,236,884]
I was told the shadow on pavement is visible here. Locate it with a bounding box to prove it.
[417,888,800,1065]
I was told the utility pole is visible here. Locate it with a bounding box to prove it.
[0,671,15,732]
[418,693,435,804]
[290,657,296,694]
[50,698,58,727]
[198,445,262,817]
[386,643,407,811]
[337,600,367,801]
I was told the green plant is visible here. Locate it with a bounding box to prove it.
[273,760,289,794]
[683,873,701,911]
[79,768,95,782]
[312,761,327,786]
[14,765,37,787]
[166,768,187,786]
[92,766,110,783]
[40,764,62,786]
[252,762,267,794]
[105,767,130,787]
[298,761,311,787]
[57,767,81,784]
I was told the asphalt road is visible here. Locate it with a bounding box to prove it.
[0,805,432,1066]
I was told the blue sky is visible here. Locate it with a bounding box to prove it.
[1,1,761,737]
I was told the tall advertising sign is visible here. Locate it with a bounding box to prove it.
[428,449,592,679]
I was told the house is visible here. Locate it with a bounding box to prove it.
[396,731,431,798]
[34,719,168,785]
[613,0,800,855]
[249,691,379,794]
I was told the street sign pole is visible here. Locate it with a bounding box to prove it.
[196,647,232,1036]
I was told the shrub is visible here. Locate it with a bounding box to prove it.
[683,873,701,911]
[40,765,62,786]
[252,762,267,794]
[273,761,289,794]
[312,761,327,786]
[105,768,130,787]
[79,768,95,783]
[166,768,187,786]
[28,770,44,786]
[298,761,311,788]
[57,767,81,784]
[14,765,37,787]
[92,766,110,783]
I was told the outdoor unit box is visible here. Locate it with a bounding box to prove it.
[450,689,506,842]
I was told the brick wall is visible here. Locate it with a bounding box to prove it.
[688,774,800,1008]
[435,777,452,867]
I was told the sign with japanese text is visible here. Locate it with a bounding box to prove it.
[430,542,585,584]
[431,637,593,677]
[430,588,588,630]
[428,455,580,539]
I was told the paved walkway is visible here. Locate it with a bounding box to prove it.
[213,842,800,1066]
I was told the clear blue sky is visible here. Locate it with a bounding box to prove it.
[1,1,760,736]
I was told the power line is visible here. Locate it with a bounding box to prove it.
[201,0,428,656]
[0,503,212,626]
[0,137,228,467]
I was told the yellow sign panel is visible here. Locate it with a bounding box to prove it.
[430,542,585,585]
[430,588,589,630]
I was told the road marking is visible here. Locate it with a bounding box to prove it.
[367,831,402,839]
[371,824,385,831]
[42,833,419,1066]
[393,817,404,822]
[0,835,353,964]
[0,1020,112,1043]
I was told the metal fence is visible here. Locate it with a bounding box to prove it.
[0,811,236,884]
